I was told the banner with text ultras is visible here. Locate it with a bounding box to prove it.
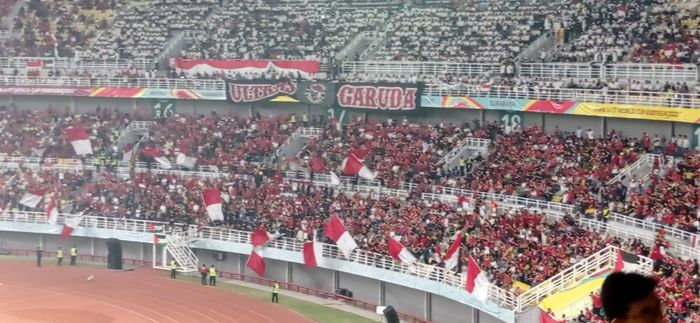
[334,83,421,111]
[228,80,334,106]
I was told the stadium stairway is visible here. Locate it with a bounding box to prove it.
[273,127,323,162]
[164,231,199,272]
[437,137,490,169]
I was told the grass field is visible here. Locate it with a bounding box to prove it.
[0,255,376,323]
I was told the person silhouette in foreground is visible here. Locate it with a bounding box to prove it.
[601,272,663,323]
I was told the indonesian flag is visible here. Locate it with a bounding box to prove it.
[457,195,469,208]
[251,228,279,247]
[45,194,58,225]
[387,236,417,263]
[613,250,643,273]
[444,232,463,272]
[466,255,490,301]
[303,241,322,269]
[143,147,172,169]
[122,143,134,162]
[325,215,358,258]
[26,60,44,69]
[175,144,197,169]
[20,189,46,208]
[310,157,341,185]
[64,125,93,156]
[539,310,566,323]
[60,213,84,240]
[341,153,376,180]
[246,246,266,277]
[202,188,224,222]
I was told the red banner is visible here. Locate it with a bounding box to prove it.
[174,59,320,75]
[525,100,577,113]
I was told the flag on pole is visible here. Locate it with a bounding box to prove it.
[387,236,417,263]
[251,228,279,247]
[325,215,358,258]
[45,194,58,225]
[122,143,134,162]
[247,246,266,277]
[613,250,643,273]
[202,188,224,222]
[444,232,463,272]
[143,147,172,169]
[329,171,341,185]
[175,143,197,169]
[303,241,322,269]
[466,255,491,301]
[341,153,376,180]
[20,189,46,208]
[64,125,93,156]
[61,213,84,240]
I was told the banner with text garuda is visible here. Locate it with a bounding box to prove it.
[334,83,422,111]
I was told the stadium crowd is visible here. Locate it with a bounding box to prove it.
[0,107,699,320]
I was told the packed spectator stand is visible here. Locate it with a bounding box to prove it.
[0,107,699,320]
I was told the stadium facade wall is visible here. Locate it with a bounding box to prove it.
[0,228,504,323]
[1,96,689,141]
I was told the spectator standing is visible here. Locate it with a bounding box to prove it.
[200,264,208,285]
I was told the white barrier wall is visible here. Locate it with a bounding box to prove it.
[0,229,505,323]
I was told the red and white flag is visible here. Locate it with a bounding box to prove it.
[64,125,93,156]
[175,143,197,169]
[19,189,45,208]
[341,153,376,180]
[122,143,134,162]
[325,215,358,258]
[303,241,322,269]
[310,157,340,185]
[143,147,172,169]
[387,236,417,263]
[202,188,224,222]
[251,228,279,247]
[466,255,491,301]
[246,246,266,277]
[444,232,463,272]
[45,194,58,225]
[60,213,84,240]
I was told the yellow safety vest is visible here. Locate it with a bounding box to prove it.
[209,267,217,277]
[272,283,280,293]
[57,249,63,258]
[459,158,466,167]
[71,248,77,256]
[290,115,296,123]
[170,261,177,270]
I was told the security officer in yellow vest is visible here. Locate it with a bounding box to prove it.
[209,265,217,286]
[57,247,64,266]
[272,281,280,303]
[70,246,77,265]
[459,157,466,176]
[603,207,610,223]
[170,259,177,279]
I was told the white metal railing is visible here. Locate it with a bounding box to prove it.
[0,30,10,39]
[607,154,651,185]
[342,61,698,82]
[0,76,226,91]
[515,245,652,312]
[284,171,409,199]
[126,121,155,131]
[437,137,490,165]
[0,57,156,70]
[423,84,700,109]
[295,127,324,138]
[342,61,500,77]
[0,211,517,309]
[604,63,698,82]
